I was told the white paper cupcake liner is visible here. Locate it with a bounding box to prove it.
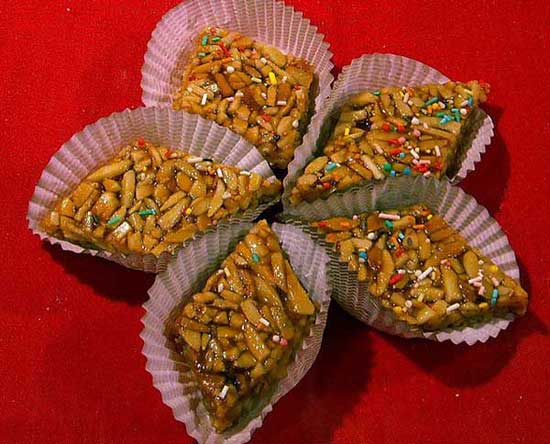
[140,0,334,166]
[27,107,280,273]
[283,53,495,210]
[141,221,331,443]
[282,176,522,345]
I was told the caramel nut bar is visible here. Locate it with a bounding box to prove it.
[311,205,527,332]
[172,220,317,432]
[173,27,315,169]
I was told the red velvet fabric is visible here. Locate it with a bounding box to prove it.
[1,1,549,443]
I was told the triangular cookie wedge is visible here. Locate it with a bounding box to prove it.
[173,27,315,169]
[172,220,317,432]
[41,140,281,257]
[290,81,489,205]
[312,205,527,332]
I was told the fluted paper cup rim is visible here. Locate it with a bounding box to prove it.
[282,176,522,345]
[141,221,331,443]
[27,107,280,273]
[283,52,495,209]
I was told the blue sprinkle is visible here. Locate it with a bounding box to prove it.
[403,167,411,175]
[468,96,473,107]
[390,170,396,177]
[358,251,367,259]
[491,288,499,305]
[398,232,405,240]
[399,152,405,159]
[252,253,260,263]
[325,162,338,172]
[451,108,458,112]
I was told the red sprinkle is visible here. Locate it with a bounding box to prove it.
[413,163,429,173]
[397,124,406,133]
[395,248,405,258]
[209,27,217,34]
[218,41,230,57]
[262,114,271,122]
[318,221,328,228]
[165,148,173,159]
[280,338,288,347]
[322,182,332,190]
[188,74,196,81]
[432,161,442,171]
[294,85,302,91]
[390,149,402,156]
[137,137,145,146]
[389,274,404,285]
[382,122,392,132]
[388,138,401,146]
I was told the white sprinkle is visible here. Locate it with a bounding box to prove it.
[378,212,401,220]
[259,317,270,327]
[276,100,287,106]
[374,144,384,154]
[187,156,203,164]
[405,300,413,308]
[282,76,288,83]
[460,108,468,116]
[411,117,420,125]
[216,168,223,178]
[398,269,406,275]
[200,93,208,106]
[358,257,366,263]
[491,277,500,287]
[292,119,300,128]
[468,276,483,284]
[222,192,232,199]
[367,232,376,240]
[472,281,482,288]
[423,171,431,177]
[235,91,244,97]
[227,97,234,102]
[414,270,422,277]
[478,260,485,265]
[425,238,431,243]
[438,101,446,109]
[446,302,460,314]
[210,84,219,93]
[260,57,267,64]
[186,87,193,93]
[251,76,262,83]
[217,283,224,293]
[423,122,429,129]
[226,66,235,73]
[478,286,486,296]
[410,149,420,160]
[418,159,431,165]
[460,100,469,107]
[218,385,229,399]
[430,271,436,280]
[418,294,425,302]
[403,92,410,103]
[223,267,231,277]
[261,92,267,99]
[272,335,280,343]
[407,100,414,106]
[417,266,434,281]
[435,145,441,157]
[239,170,251,176]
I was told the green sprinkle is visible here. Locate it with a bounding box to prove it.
[252,253,260,263]
[424,97,438,107]
[106,215,121,226]
[211,36,221,42]
[467,96,473,107]
[454,110,461,122]
[436,111,445,118]
[138,209,156,217]
[383,162,392,172]
[201,35,209,45]
[372,90,381,96]
[198,52,207,57]
[384,220,394,229]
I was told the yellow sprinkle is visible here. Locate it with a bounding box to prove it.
[344,127,350,136]
[393,306,403,315]
[479,302,489,309]
[427,214,433,220]
[268,72,277,85]
[185,208,193,215]
[488,265,498,273]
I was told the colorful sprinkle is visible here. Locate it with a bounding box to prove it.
[491,288,499,305]
[424,97,439,107]
[326,162,338,172]
[382,122,392,132]
[138,209,156,217]
[201,35,209,45]
[412,128,421,137]
[468,96,474,107]
[397,124,406,133]
[344,127,350,136]
[417,266,433,281]
[211,36,221,43]
[403,167,411,175]
[383,162,392,172]
[137,137,145,146]
[390,170,396,177]
[106,215,121,226]
[389,274,403,285]
[198,52,207,57]
[358,251,367,260]
[372,90,381,96]
[384,220,394,229]
[322,182,331,190]
[201,93,208,105]
[446,302,460,314]
[268,72,277,85]
[252,253,260,263]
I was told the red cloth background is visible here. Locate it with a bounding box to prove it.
[2,1,550,443]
